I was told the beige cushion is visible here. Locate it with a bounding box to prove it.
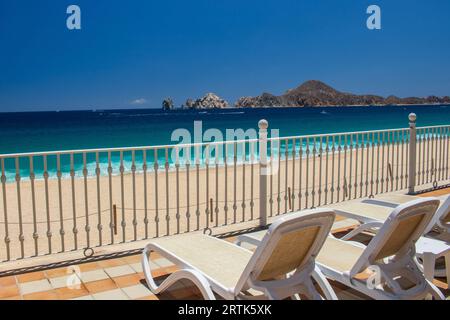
[375,194,418,203]
[316,237,365,273]
[151,234,252,289]
[326,202,392,221]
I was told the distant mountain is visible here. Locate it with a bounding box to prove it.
[235,80,450,107]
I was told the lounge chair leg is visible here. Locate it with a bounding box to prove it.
[425,280,445,300]
[312,266,338,300]
[156,269,216,300]
[445,253,450,288]
[422,252,436,283]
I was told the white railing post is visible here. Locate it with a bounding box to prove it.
[258,119,269,227]
[408,113,417,195]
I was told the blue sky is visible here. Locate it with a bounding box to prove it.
[0,0,449,111]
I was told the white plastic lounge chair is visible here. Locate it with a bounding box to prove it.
[142,209,337,300]
[328,197,450,283]
[236,198,445,300]
[362,194,450,234]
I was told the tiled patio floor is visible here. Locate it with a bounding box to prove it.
[0,252,206,300]
[1,188,449,300]
[1,245,384,300]
[2,238,447,300]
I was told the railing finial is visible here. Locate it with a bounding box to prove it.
[258,119,269,130]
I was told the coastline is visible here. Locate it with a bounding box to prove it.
[160,103,450,111]
[1,103,449,115]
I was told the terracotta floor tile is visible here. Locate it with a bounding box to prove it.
[51,274,83,290]
[122,255,141,264]
[121,284,153,299]
[163,266,180,274]
[0,276,17,287]
[433,278,448,290]
[45,267,70,278]
[92,288,129,300]
[151,268,169,278]
[104,265,136,278]
[19,279,52,295]
[2,295,22,300]
[55,285,90,300]
[23,290,60,300]
[420,187,450,197]
[112,274,142,288]
[137,295,159,300]
[97,258,128,268]
[78,261,101,272]
[84,278,117,294]
[129,262,144,273]
[71,295,94,300]
[17,271,46,283]
[149,252,163,260]
[0,285,20,299]
[154,258,174,268]
[79,269,109,283]
[137,272,145,279]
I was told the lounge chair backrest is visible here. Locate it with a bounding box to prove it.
[443,211,450,224]
[235,209,335,293]
[424,195,450,233]
[350,198,439,276]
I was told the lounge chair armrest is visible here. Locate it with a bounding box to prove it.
[235,234,262,247]
[341,221,383,241]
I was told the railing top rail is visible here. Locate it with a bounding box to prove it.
[416,124,450,130]
[267,127,409,142]
[0,138,259,159]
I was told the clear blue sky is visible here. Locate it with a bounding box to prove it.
[0,0,449,111]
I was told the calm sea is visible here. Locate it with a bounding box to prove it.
[0,105,449,180]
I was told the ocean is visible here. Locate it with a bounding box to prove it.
[0,105,449,180]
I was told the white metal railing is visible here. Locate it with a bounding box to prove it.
[415,124,450,189]
[0,114,449,263]
[266,129,411,213]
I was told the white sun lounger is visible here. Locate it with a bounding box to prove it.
[236,198,445,300]
[328,197,450,283]
[361,194,450,234]
[142,209,337,300]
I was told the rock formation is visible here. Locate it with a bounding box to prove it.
[162,98,174,110]
[235,80,450,108]
[185,98,195,109]
[192,93,229,109]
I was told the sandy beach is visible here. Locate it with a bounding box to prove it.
[1,139,444,262]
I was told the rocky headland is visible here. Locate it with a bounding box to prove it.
[163,80,450,109]
[235,80,450,108]
[183,93,229,109]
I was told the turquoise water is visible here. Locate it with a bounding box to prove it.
[0,105,449,180]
